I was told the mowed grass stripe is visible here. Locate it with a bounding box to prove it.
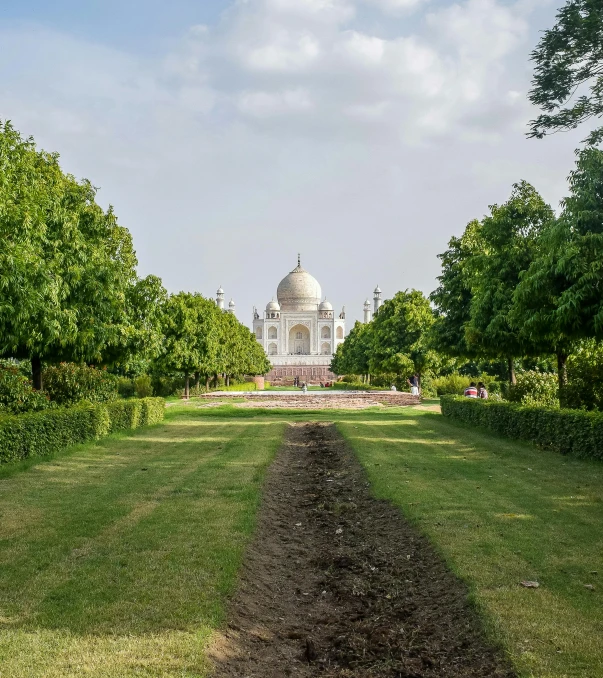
[337,409,603,678]
[0,416,285,677]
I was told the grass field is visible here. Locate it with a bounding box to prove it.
[0,411,284,677]
[1,402,601,677]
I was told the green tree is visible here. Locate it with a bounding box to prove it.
[513,148,603,396]
[157,293,220,398]
[466,181,554,384]
[369,290,435,385]
[528,0,603,144]
[330,321,373,380]
[0,121,138,388]
[430,219,483,359]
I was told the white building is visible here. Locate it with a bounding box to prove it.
[251,257,345,383]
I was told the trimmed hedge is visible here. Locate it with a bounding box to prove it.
[0,397,165,464]
[441,395,603,461]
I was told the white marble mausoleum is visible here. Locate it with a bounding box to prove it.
[251,257,345,383]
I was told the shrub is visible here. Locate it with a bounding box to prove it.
[565,341,603,411]
[134,375,153,398]
[212,382,257,392]
[0,397,165,464]
[0,366,52,414]
[151,375,186,398]
[43,364,118,406]
[116,377,136,399]
[441,395,603,461]
[332,382,377,391]
[505,370,559,407]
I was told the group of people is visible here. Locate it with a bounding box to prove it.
[464,381,488,399]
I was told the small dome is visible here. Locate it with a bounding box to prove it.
[228,298,235,307]
[364,298,371,308]
[266,299,281,312]
[217,286,224,294]
[374,285,381,294]
[319,298,333,311]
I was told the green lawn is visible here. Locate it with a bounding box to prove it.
[336,408,603,678]
[1,403,601,677]
[0,410,284,677]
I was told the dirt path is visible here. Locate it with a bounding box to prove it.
[210,423,515,678]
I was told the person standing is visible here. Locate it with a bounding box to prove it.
[407,374,419,396]
[478,382,488,399]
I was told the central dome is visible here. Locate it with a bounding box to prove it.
[277,259,322,312]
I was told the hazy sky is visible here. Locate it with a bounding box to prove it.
[0,0,586,327]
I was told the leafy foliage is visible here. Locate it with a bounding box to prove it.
[42,364,118,406]
[430,219,482,358]
[0,397,164,464]
[565,340,603,410]
[0,121,138,382]
[0,367,52,414]
[506,370,559,408]
[441,395,603,460]
[466,182,554,373]
[528,0,603,145]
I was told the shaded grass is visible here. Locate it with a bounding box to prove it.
[0,413,284,677]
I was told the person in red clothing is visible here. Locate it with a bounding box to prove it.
[464,382,478,398]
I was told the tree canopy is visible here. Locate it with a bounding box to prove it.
[528,0,603,144]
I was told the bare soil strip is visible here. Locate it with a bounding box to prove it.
[210,423,515,678]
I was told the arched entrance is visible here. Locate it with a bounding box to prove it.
[289,324,310,355]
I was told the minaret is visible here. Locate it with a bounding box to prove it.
[228,299,236,315]
[363,298,372,323]
[216,286,225,310]
[373,285,382,315]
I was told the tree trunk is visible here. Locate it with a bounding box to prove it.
[184,372,190,399]
[226,375,230,387]
[557,351,568,407]
[507,358,516,386]
[194,371,200,389]
[206,376,211,390]
[213,373,218,388]
[32,355,43,391]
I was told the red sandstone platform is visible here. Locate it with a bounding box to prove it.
[196,390,420,409]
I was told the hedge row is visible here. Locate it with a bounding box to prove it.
[441,395,603,461]
[0,397,165,464]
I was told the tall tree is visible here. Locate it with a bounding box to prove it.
[513,147,603,396]
[0,121,138,388]
[528,0,603,144]
[369,290,435,385]
[430,219,483,359]
[466,181,554,384]
[157,293,220,398]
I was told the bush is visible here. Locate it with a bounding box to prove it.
[0,366,52,414]
[116,377,136,399]
[506,370,559,408]
[211,382,257,392]
[151,375,186,398]
[441,395,603,461]
[0,397,165,464]
[332,382,377,391]
[134,375,153,398]
[43,364,118,406]
[565,341,603,411]
[433,373,502,397]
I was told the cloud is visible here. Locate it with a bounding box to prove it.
[361,0,429,15]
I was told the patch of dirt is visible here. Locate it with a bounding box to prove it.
[209,423,515,678]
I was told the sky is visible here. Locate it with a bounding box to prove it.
[0,0,586,328]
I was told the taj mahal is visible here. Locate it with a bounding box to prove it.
[217,256,382,384]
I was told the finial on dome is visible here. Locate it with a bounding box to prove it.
[297,253,301,267]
